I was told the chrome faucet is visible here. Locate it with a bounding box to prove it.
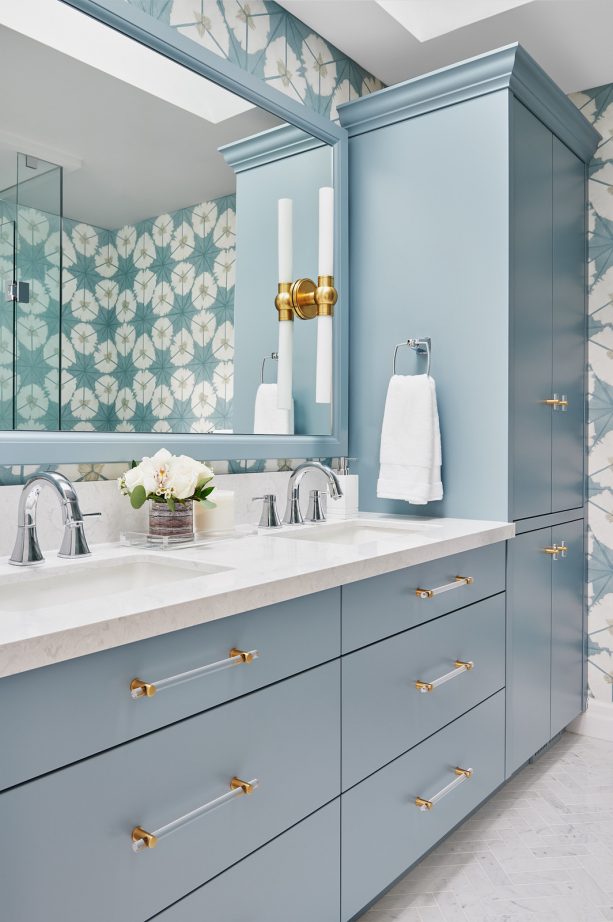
[283,461,343,525]
[9,472,98,566]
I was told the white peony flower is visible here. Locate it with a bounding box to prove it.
[166,454,201,499]
[123,458,157,495]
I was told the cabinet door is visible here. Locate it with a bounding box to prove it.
[506,526,552,776]
[551,519,585,735]
[552,140,586,513]
[510,100,553,520]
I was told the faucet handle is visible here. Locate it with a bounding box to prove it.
[252,495,282,529]
[306,489,326,523]
[82,512,102,518]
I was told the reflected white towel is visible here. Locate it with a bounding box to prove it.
[377,374,443,504]
[254,383,294,435]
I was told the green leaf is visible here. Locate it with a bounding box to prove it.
[131,459,138,469]
[130,485,147,509]
[199,498,216,509]
[202,486,214,497]
[166,495,175,512]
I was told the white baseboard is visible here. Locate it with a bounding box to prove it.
[568,699,613,742]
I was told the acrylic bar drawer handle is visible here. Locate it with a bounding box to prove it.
[415,576,473,600]
[130,648,259,699]
[131,777,258,852]
[415,767,473,811]
[415,660,474,693]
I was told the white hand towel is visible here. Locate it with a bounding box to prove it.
[377,374,443,504]
[254,383,294,435]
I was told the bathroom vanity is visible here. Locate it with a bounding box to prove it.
[0,516,518,921]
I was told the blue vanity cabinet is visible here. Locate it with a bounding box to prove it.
[0,662,340,922]
[154,802,340,922]
[338,44,597,525]
[341,691,506,921]
[0,588,340,791]
[506,518,584,776]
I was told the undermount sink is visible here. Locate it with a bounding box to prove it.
[0,556,229,612]
[273,520,435,547]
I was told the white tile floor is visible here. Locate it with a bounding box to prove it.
[361,731,613,922]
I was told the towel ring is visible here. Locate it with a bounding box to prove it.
[260,352,279,384]
[392,338,431,377]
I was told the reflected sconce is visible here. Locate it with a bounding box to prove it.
[274,187,338,409]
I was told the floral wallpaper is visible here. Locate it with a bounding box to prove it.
[125,0,383,120]
[61,195,236,433]
[0,0,382,486]
[571,85,613,707]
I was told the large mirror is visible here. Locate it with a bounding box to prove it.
[0,5,341,454]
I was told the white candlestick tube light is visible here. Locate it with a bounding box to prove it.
[277,314,294,410]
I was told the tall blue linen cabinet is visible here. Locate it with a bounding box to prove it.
[338,44,599,779]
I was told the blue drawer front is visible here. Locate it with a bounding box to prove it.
[342,594,505,789]
[0,588,340,791]
[0,662,340,922]
[341,691,505,921]
[341,543,506,652]
[155,801,340,922]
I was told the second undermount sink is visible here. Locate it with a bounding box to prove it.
[274,520,436,547]
[0,556,230,612]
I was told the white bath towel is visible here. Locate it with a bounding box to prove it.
[377,374,443,504]
[254,383,294,435]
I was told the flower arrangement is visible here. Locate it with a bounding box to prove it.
[119,449,215,511]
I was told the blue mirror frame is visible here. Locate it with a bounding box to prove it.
[0,0,348,464]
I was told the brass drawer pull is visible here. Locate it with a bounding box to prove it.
[415,766,473,811]
[543,541,568,562]
[415,660,474,693]
[131,776,258,852]
[416,576,473,600]
[543,394,568,412]
[130,648,259,699]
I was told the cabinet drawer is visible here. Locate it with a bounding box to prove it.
[155,801,340,922]
[342,594,505,789]
[341,691,505,921]
[341,543,505,652]
[0,588,340,791]
[0,662,340,922]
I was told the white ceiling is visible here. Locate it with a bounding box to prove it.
[277,0,613,94]
[0,23,280,229]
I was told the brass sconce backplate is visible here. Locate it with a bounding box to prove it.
[290,278,318,320]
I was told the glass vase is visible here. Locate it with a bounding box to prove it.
[148,499,194,539]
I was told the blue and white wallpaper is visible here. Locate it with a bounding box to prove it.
[571,85,613,708]
[61,195,236,434]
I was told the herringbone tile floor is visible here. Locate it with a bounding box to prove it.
[361,731,613,922]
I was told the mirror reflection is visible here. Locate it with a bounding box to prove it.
[0,20,334,437]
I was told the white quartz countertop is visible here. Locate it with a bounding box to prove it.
[0,513,514,678]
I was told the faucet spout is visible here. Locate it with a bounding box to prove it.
[9,472,93,566]
[283,462,343,525]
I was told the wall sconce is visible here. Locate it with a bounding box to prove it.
[275,187,338,409]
